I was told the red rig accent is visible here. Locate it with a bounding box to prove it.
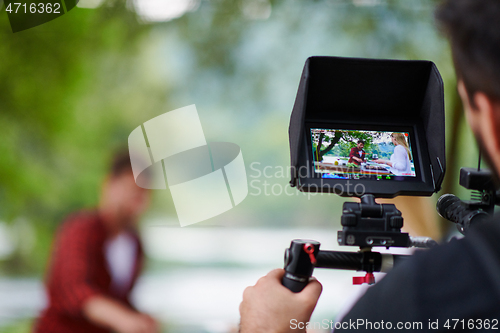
[303,243,317,264]
[353,273,375,285]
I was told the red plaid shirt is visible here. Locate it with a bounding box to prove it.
[33,211,144,333]
[348,147,365,166]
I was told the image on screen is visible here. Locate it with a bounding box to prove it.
[310,128,417,180]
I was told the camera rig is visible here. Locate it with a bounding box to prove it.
[282,194,438,292]
[437,167,500,234]
[282,167,500,292]
[282,56,446,292]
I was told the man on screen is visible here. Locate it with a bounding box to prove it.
[239,0,500,331]
[347,140,365,166]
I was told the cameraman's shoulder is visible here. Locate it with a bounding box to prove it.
[403,219,500,312]
[411,219,500,275]
[467,213,500,243]
[424,214,500,272]
[342,230,500,327]
[460,215,500,272]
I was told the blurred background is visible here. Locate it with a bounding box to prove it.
[0,0,483,332]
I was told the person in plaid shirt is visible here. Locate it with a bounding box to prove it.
[34,152,158,333]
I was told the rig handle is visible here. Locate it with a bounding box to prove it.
[282,239,411,289]
[282,272,309,292]
[282,239,320,292]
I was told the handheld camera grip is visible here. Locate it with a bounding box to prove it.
[282,239,320,292]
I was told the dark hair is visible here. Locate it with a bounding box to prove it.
[110,150,133,178]
[357,140,365,145]
[436,0,500,107]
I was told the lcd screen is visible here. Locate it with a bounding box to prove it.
[310,128,417,181]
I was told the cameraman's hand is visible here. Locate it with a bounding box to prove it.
[239,269,322,333]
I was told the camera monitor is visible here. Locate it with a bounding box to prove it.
[289,56,445,197]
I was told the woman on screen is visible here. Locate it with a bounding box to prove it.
[373,133,412,176]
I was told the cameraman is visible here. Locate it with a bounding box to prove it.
[239,0,500,331]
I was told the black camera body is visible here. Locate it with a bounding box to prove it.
[437,167,500,234]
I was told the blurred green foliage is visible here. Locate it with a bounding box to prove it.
[0,0,169,274]
[1,320,32,333]
[0,0,481,277]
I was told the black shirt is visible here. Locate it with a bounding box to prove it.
[337,218,500,332]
